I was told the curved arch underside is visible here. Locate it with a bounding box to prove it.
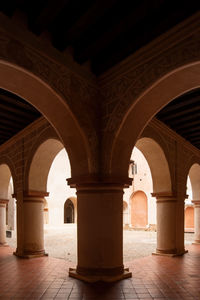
[0,164,12,198]
[0,61,90,176]
[29,139,65,192]
[188,163,200,200]
[135,138,171,194]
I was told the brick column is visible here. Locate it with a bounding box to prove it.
[0,199,9,246]
[68,176,132,282]
[192,200,200,244]
[14,191,48,258]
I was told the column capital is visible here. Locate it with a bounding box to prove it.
[192,200,200,207]
[151,192,188,203]
[0,199,9,205]
[151,192,177,203]
[23,190,49,203]
[67,174,132,190]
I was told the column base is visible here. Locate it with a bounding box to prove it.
[192,241,200,245]
[0,243,9,247]
[152,249,188,257]
[69,267,132,283]
[13,249,48,259]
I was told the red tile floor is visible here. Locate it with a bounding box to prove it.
[0,245,200,299]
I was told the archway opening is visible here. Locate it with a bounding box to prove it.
[64,199,75,223]
[185,164,200,244]
[44,148,77,227]
[185,176,194,233]
[29,142,77,263]
[0,164,16,247]
[0,87,86,259]
[123,137,171,261]
[130,191,148,228]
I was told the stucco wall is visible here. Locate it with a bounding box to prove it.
[46,149,76,226]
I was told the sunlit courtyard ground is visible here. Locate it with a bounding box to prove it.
[6,224,194,264]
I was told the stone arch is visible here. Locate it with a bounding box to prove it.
[135,137,171,193]
[64,198,75,223]
[0,156,17,193]
[0,163,14,199]
[131,190,148,228]
[28,138,66,192]
[44,146,75,225]
[188,163,200,200]
[0,61,91,176]
[24,126,60,190]
[110,63,200,176]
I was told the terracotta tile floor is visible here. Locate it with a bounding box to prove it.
[0,245,200,299]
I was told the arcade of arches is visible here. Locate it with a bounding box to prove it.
[1,10,200,286]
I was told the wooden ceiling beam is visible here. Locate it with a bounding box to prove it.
[188,136,200,142]
[157,94,200,115]
[0,120,22,130]
[52,0,96,51]
[0,102,37,119]
[28,0,71,35]
[159,105,200,123]
[92,2,200,74]
[57,0,116,50]
[0,124,18,134]
[0,110,31,124]
[173,119,200,131]
[0,0,18,16]
[0,91,41,113]
[184,131,200,139]
[74,1,149,64]
[178,125,200,135]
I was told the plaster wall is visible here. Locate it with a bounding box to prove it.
[123,146,155,227]
[46,149,76,226]
[7,178,16,231]
[185,207,194,230]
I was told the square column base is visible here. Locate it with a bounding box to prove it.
[152,249,188,257]
[69,267,132,283]
[13,251,48,259]
[0,243,9,247]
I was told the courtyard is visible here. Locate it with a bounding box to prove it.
[6,225,195,264]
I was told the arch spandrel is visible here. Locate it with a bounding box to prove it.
[110,63,200,176]
[0,164,13,199]
[28,139,65,192]
[0,156,17,195]
[0,61,91,176]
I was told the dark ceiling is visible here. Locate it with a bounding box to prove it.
[0,1,200,149]
[0,89,41,145]
[1,0,199,76]
[156,89,200,149]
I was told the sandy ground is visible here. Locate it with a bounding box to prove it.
[6,224,194,264]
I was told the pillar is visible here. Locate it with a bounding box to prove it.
[192,200,200,244]
[14,191,48,258]
[68,179,132,282]
[152,193,187,256]
[0,199,9,246]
